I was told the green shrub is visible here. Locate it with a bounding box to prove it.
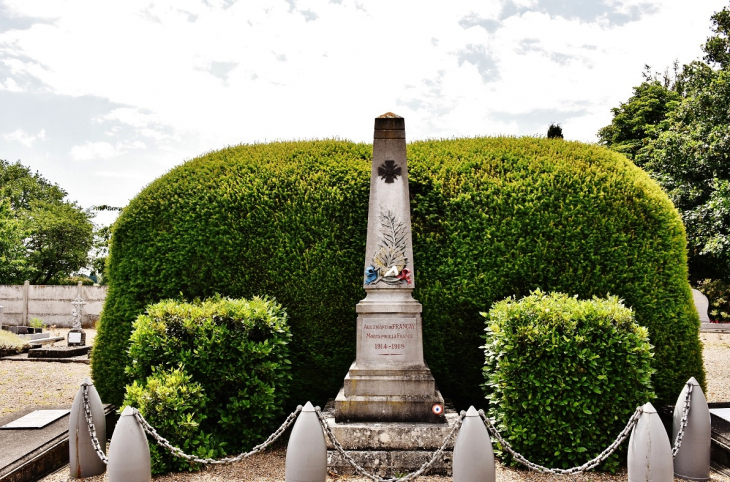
[29,317,44,329]
[58,275,94,285]
[123,368,213,474]
[0,330,29,356]
[92,137,703,409]
[123,296,291,472]
[483,291,655,471]
[697,279,730,322]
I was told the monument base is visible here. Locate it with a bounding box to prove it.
[323,401,457,476]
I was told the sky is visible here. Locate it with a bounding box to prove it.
[1,0,728,227]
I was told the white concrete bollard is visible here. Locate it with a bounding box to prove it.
[628,402,673,482]
[107,406,151,482]
[673,377,711,481]
[69,378,106,477]
[285,402,327,482]
[453,406,495,482]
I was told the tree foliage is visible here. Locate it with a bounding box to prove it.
[0,160,94,284]
[598,6,730,281]
[547,123,564,139]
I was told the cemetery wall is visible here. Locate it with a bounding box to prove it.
[0,281,107,328]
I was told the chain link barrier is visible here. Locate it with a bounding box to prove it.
[81,383,108,465]
[672,382,693,458]
[478,406,642,475]
[316,407,464,482]
[133,405,302,465]
[79,380,695,476]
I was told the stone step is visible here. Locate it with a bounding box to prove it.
[322,401,458,477]
[28,337,65,347]
[19,333,51,340]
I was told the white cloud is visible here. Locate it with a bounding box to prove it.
[4,128,45,146]
[69,141,119,161]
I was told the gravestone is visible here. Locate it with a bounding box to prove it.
[67,296,87,347]
[692,289,710,323]
[334,114,445,423]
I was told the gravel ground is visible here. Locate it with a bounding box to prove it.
[2,332,724,481]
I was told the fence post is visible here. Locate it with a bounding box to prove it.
[453,406,494,482]
[69,378,106,477]
[22,280,29,326]
[0,305,3,331]
[673,377,710,481]
[628,402,673,482]
[285,402,326,482]
[107,406,151,482]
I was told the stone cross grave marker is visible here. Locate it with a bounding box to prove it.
[334,113,445,423]
[67,296,86,346]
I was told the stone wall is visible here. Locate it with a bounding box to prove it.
[0,281,107,328]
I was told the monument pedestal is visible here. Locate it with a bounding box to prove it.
[325,401,457,476]
[334,290,445,423]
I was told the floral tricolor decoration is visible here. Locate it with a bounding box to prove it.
[364,208,411,286]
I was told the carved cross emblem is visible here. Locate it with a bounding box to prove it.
[378,160,402,183]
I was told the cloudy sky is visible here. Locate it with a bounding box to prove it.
[1,0,727,226]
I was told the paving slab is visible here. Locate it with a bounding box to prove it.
[0,404,115,482]
[0,353,89,364]
[701,322,730,333]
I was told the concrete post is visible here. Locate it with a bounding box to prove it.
[107,406,151,482]
[673,377,710,481]
[69,378,106,477]
[22,280,29,326]
[0,305,3,331]
[453,406,495,482]
[285,402,326,482]
[628,402,673,482]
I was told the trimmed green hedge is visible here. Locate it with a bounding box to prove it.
[483,291,655,471]
[92,137,703,409]
[123,297,291,473]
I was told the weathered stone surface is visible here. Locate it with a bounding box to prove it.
[323,405,458,450]
[28,346,91,358]
[335,115,444,423]
[324,405,457,476]
[693,288,711,322]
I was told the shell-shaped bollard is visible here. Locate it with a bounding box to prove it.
[628,402,673,482]
[69,378,106,477]
[453,406,495,482]
[107,406,151,482]
[285,402,327,482]
[673,377,711,481]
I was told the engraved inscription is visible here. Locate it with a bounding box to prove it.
[362,319,417,357]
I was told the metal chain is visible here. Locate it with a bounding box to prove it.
[81,383,109,465]
[672,382,693,458]
[316,407,464,482]
[133,405,302,465]
[478,406,643,475]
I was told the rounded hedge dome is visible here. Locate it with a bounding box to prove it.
[92,137,704,409]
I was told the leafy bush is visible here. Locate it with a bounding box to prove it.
[697,279,730,322]
[483,291,655,471]
[92,137,703,409]
[59,275,95,285]
[0,330,29,356]
[123,368,213,474]
[123,296,291,472]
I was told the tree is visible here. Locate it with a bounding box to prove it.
[0,160,94,284]
[0,199,27,283]
[597,70,681,165]
[24,201,94,284]
[547,123,563,139]
[598,5,730,281]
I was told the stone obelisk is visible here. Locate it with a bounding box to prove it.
[334,113,445,423]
